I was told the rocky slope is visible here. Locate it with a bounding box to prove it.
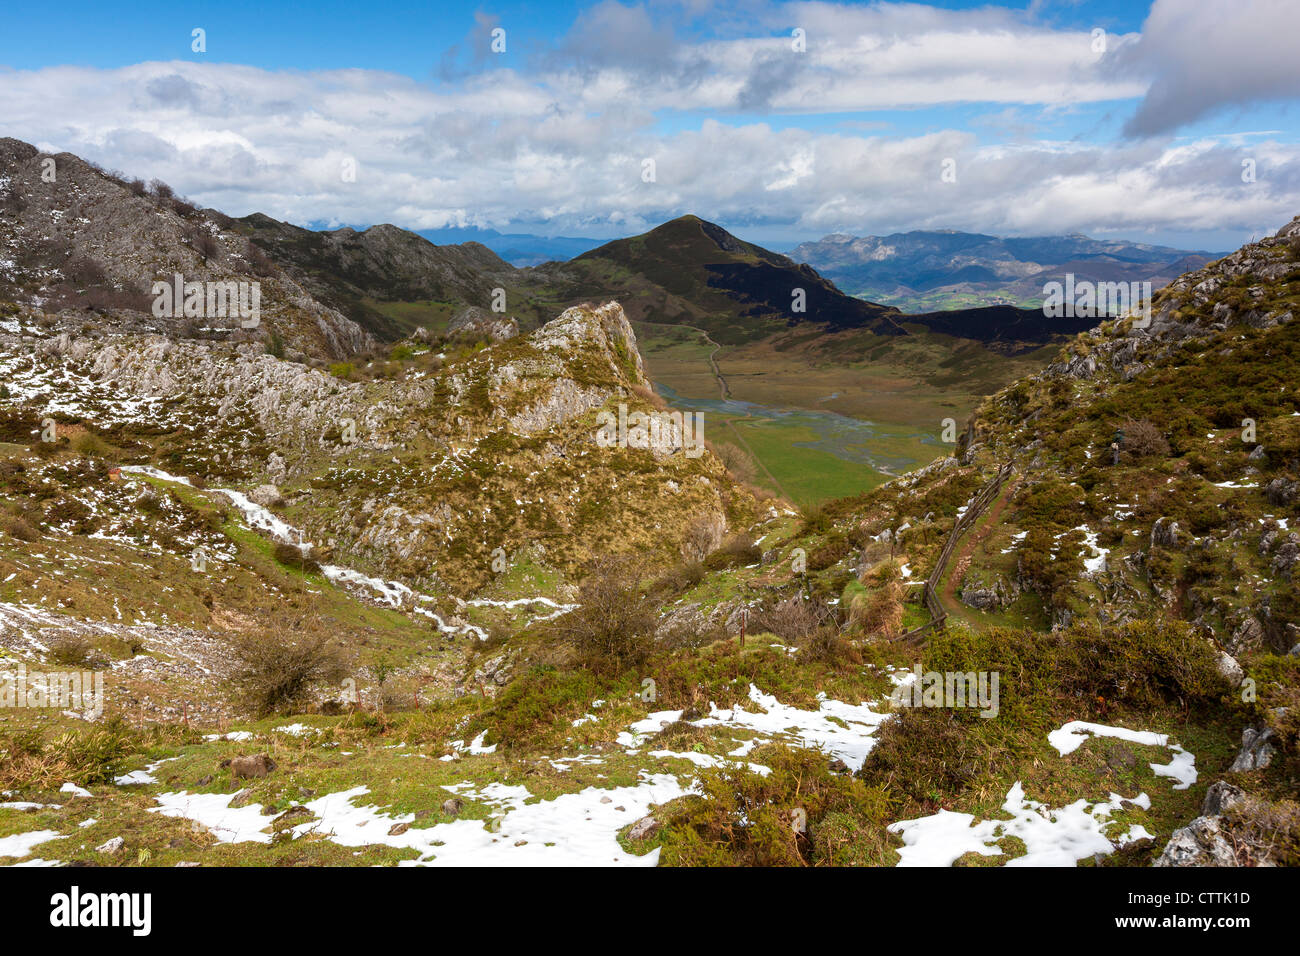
[0,139,372,363]
[235,214,523,340]
[742,215,1300,865]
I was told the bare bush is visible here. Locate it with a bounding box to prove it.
[850,577,904,639]
[629,383,667,411]
[65,255,107,287]
[756,594,833,643]
[4,516,39,541]
[680,514,722,563]
[47,633,103,669]
[188,227,220,261]
[70,430,110,458]
[243,240,277,278]
[551,554,657,674]
[273,541,322,575]
[229,630,348,717]
[1121,418,1170,460]
[717,442,757,484]
[704,532,763,570]
[798,626,859,665]
[652,559,704,597]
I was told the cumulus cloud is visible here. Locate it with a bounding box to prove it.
[1118,0,1300,137]
[0,1,1295,241]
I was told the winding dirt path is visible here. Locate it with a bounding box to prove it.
[679,324,730,399]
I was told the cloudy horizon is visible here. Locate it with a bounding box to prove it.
[2,0,1298,251]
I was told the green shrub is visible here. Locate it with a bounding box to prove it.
[656,745,893,866]
[473,665,603,750]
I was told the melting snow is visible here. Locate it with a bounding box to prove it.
[689,685,890,772]
[0,830,64,859]
[889,782,1151,867]
[1048,720,1197,790]
[151,775,690,866]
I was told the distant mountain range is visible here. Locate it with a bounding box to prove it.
[0,135,1149,365]
[414,226,605,267]
[792,230,1222,313]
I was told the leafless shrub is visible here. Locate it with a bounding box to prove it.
[273,541,322,575]
[243,240,277,278]
[149,179,174,200]
[228,629,348,717]
[704,532,762,570]
[717,442,757,484]
[47,633,103,669]
[681,514,721,562]
[629,383,667,411]
[65,255,107,286]
[651,558,704,598]
[755,594,832,643]
[550,554,657,674]
[1121,418,1171,460]
[850,575,905,640]
[798,626,859,665]
[187,227,220,261]
[3,516,39,541]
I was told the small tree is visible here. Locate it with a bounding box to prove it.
[551,555,657,674]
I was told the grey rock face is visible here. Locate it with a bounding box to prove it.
[1151,517,1180,549]
[1154,816,1238,867]
[1201,781,1246,817]
[1215,651,1244,686]
[1228,726,1276,772]
[448,306,519,342]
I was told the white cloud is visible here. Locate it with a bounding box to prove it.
[1117,0,1300,137]
[0,1,1296,241]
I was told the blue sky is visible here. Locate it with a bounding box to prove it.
[2,0,1297,250]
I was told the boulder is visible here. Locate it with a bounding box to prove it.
[1228,726,1276,772]
[1201,781,1246,817]
[230,754,277,779]
[447,306,519,342]
[95,836,125,855]
[248,484,284,508]
[1215,651,1244,686]
[1151,517,1180,549]
[1154,816,1238,867]
[627,815,661,841]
